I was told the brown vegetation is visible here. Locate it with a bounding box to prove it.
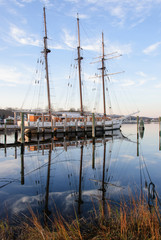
[0,197,161,240]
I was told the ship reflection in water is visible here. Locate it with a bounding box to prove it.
[0,123,161,223]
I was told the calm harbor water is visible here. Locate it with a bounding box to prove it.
[0,123,160,223]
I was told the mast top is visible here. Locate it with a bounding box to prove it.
[43,7,48,39]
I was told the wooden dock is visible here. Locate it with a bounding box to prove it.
[0,122,122,148]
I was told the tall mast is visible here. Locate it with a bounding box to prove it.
[43,7,51,119]
[101,32,106,117]
[77,14,83,115]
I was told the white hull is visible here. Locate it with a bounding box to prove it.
[17,117,122,131]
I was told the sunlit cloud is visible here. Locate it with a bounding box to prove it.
[143,42,161,55]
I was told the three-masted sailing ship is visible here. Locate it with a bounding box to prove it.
[17,7,136,133]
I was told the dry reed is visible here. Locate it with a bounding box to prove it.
[0,196,161,240]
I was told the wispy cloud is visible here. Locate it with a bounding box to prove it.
[0,65,32,85]
[65,0,80,3]
[143,42,161,55]
[62,28,132,54]
[21,0,34,2]
[136,71,147,78]
[137,79,146,86]
[155,83,161,88]
[62,29,76,49]
[11,0,25,7]
[9,25,41,46]
[63,0,161,27]
[120,80,135,87]
[40,0,53,7]
[67,12,89,19]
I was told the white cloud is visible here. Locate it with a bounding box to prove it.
[0,65,32,85]
[12,0,24,7]
[63,29,76,49]
[120,80,135,87]
[65,0,80,3]
[143,42,161,55]
[136,71,147,78]
[109,5,125,23]
[62,28,132,54]
[137,79,146,86]
[68,0,161,27]
[155,83,161,88]
[40,0,53,7]
[83,39,100,52]
[67,12,89,19]
[10,25,41,46]
[21,0,34,2]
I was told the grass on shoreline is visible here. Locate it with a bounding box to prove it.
[0,196,161,240]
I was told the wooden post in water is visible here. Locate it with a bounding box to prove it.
[137,116,139,156]
[64,138,67,151]
[14,112,17,125]
[14,130,18,143]
[51,118,54,138]
[21,144,24,185]
[15,146,17,159]
[21,112,25,144]
[159,117,161,150]
[4,119,7,145]
[92,140,95,169]
[37,119,40,140]
[42,113,45,138]
[92,113,95,138]
[84,117,87,131]
[75,119,78,133]
[64,115,67,134]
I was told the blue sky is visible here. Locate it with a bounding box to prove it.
[0,0,161,117]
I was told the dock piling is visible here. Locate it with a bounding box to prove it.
[92,113,95,138]
[137,116,139,156]
[4,119,7,145]
[21,112,25,144]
